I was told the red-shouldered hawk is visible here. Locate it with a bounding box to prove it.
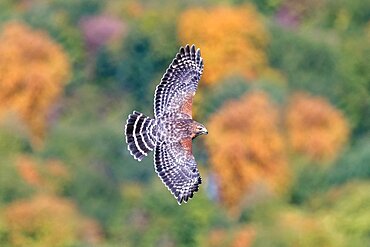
[124,45,207,204]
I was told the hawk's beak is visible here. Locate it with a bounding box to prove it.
[196,125,208,136]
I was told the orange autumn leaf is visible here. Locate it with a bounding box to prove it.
[206,91,289,211]
[0,22,71,146]
[178,5,269,84]
[286,93,349,162]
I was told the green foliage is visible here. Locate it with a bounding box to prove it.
[0,160,34,206]
[107,180,224,246]
[314,182,370,246]
[268,23,369,136]
[199,76,288,123]
[315,0,370,32]
[0,0,16,23]
[117,10,180,112]
[198,77,251,120]
[250,0,283,15]
[34,0,103,25]
[0,119,33,205]
[327,137,370,186]
[268,25,341,100]
[118,31,157,112]
[336,38,370,136]
[95,47,119,87]
[289,136,370,205]
[39,85,155,226]
[21,4,86,88]
[0,117,31,158]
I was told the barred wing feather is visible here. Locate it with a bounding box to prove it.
[154,44,203,118]
[154,140,202,204]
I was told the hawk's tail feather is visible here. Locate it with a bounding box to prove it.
[125,111,156,161]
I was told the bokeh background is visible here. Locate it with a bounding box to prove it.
[0,0,369,246]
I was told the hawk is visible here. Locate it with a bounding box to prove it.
[124,44,207,204]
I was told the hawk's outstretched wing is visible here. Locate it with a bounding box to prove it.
[154,44,203,118]
[154,139,202,204]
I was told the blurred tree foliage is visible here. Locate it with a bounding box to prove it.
[194,77,252,121]
[179,5,269,84]
[262,0,369,139]
[316,182,370,246]
[286,93,349,162]
[289,136,370,205]
[206,91,289,212]
[0,160,33,206]
[327,136,370,185]
[117,8,180,112]
[252,208,343,247]
[267,25,340,99]
[0,22,70,146]
[19,1,94,88]
[15,156,70,195]
[106,180,227,246]
[313,0,370,32]
[336,39,370,137]
[0,0,369,246]
[207,225,256,247]
[1,194,102,247]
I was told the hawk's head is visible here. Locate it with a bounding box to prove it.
[193,121,208,138]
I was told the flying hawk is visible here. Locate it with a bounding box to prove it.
[124,44,207,204]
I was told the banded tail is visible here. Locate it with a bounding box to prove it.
[125,111,156,161]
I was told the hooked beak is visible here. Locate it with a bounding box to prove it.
[196,125,208,136]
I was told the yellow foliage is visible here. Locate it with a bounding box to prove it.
[120,182,145,205]
[107,0,144,19]
[274,210,342,247]
[3,195,101,247]
[286,93,349,162]
[206,92,289,211]
[0,22,70,146]
[366,21,370,40]
[318,182,370,245]
[178,5,269,84]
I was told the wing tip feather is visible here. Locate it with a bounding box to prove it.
[153,44,203,118]
[154,143,202,205]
